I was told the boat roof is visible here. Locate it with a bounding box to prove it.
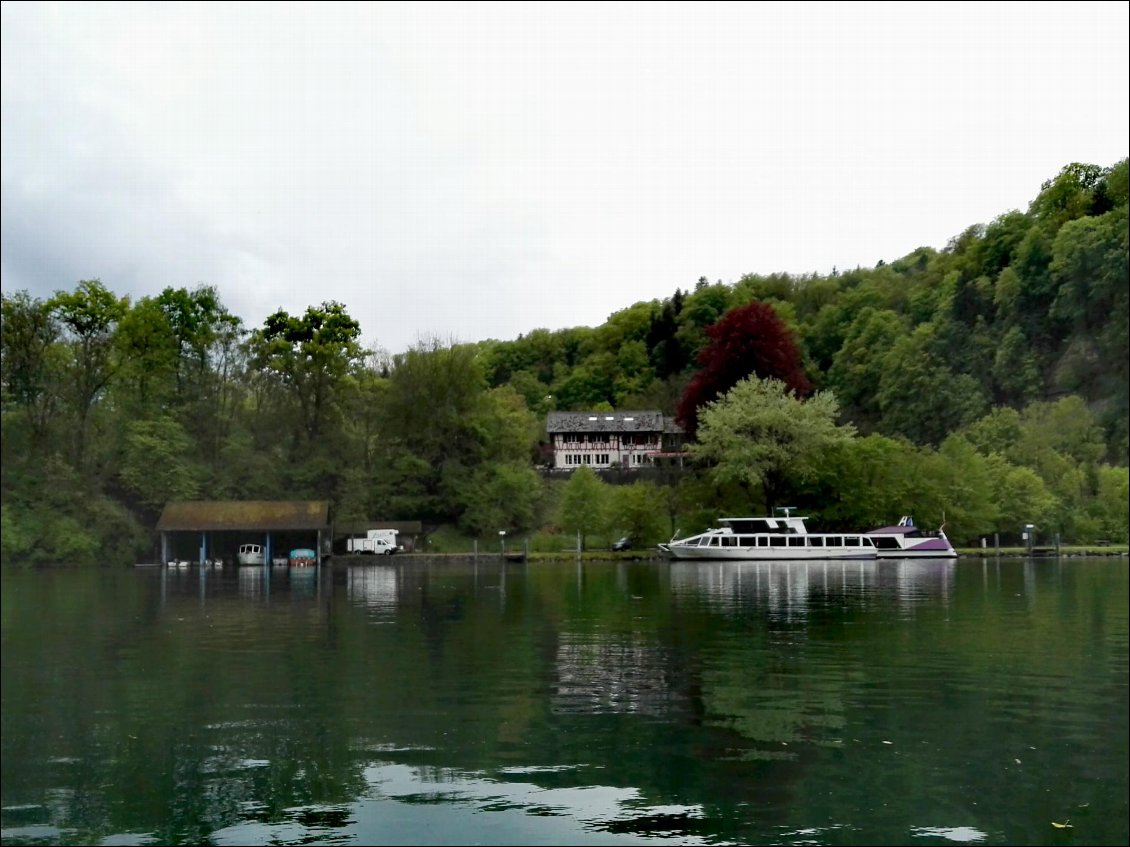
[867,525,918,535]
[718,515,808,522]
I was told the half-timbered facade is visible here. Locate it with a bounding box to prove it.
[545,411,686,471]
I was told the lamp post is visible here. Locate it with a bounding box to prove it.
[499,530,506,557]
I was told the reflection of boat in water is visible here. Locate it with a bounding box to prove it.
[865,516,958,558]
[669,556,955,615]
[238,543,265,566]
[167,557,223,567]
[658,510,877,560]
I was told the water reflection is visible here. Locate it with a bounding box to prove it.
[203,761,714,846]
[238,564,268,599]
[554,633,684,717]
[1,559,1126,846]
[346,564,399,620]
[670,558,955,619]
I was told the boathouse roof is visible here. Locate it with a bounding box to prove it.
[156,500,330,532]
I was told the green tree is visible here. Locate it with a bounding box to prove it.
[49,279,128,469]
[806,434,928,530]
[690,376,855,514]
[118,417,202,510]
[876,325,989,445]
[984,454,1059,539]
[1,290,64,450]
[609,481,666,547]
[247,301,365,443]
[454,462,543,537]
[826,307,906,424]
[1091,465,1129,543]
[558,465,607,551]
[1049,205,1129,425]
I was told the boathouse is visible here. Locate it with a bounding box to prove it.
[156,500,331,565]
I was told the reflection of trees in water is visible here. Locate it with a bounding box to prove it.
[553,633,688,717]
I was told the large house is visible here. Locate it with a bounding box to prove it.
[545,411,687,471]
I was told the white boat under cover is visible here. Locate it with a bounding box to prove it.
[658,513,877,560]
[865,516,959,558]
[237,543,266,566]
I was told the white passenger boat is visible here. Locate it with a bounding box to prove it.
[865,516,958,558]
[658,510,877,560]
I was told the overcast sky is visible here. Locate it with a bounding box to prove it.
[3,2,1128,355]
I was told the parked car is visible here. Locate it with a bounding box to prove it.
[611,536,633,552]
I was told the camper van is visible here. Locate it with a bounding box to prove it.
[346,529,401,555]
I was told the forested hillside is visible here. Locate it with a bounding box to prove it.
[2,160,1127,564]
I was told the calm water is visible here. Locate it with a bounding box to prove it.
[1,557,1127,846]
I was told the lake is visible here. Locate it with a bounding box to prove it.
[1,556,1127,846]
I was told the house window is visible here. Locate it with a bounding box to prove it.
[565,434,579,443]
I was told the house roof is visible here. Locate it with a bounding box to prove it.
[546,410,680,433]
[156,500,330,531]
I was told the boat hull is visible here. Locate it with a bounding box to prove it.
[874,547,958,559]
[659,545,876,561]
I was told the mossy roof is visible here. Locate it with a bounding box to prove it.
[156,500,330,531]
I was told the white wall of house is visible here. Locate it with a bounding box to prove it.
[551,431,662,469]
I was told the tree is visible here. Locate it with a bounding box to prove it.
[689,376,853,514]
[1,290,63,449]
[984,454,1059,539]
[247,301,365,443]
[558,465,607,551]
[453,462,543,537]
[118,417,201,511]
[609,481,666,547]
[826,307,906,424]
[875,325,989,445]
[676,301,811,437]
[1049,206,1129,407]
[49,279,128,470]
[804,434,928,530]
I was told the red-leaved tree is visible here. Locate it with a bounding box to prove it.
[675,301,811,437]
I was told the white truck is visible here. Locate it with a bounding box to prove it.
[346,529,401,555]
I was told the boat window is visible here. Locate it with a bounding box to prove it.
[826,537,841,547]
[770,537,786,547]
[722,536,736,547]
[845,537,859,546]
[810,537,823,546]
[788,536,805,547]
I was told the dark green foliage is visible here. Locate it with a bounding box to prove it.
[1,158,1127,563]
